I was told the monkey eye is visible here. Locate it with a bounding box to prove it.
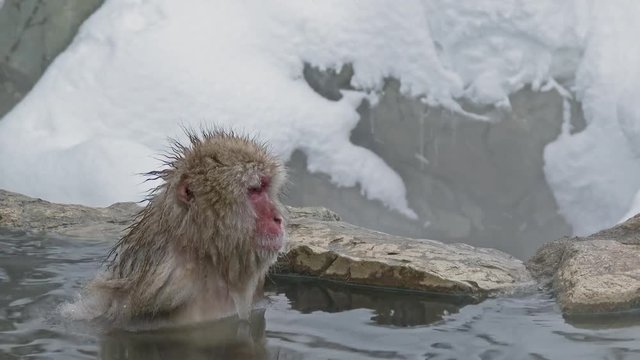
[248,176,271,195]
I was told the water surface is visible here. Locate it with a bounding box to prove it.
[1,230,640,359]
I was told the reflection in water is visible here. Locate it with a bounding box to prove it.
[2,230,640,359]
[564,310,640,330]
[97,277,466,360]
[269,275,465,327]
[101,311,269,360]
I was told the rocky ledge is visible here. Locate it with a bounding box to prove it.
[527,214,640,315]
[0,189,532,300]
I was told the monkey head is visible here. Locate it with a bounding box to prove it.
[164,130,287,265]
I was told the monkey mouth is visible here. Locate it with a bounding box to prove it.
[255,235,285,252]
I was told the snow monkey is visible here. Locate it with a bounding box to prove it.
[65,129,287,327]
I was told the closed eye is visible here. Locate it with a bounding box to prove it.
[249,176,271,194]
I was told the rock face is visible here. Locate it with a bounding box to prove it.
[288,66,574,259]
[0,0,104,118]
[527,214,640,314]
[0,189,532,299]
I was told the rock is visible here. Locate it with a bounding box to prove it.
[0,189,533,299]
[287,68,574,260]
[280,216,533,300]
[0,0,104,118]
[287,206,341,222]
[0,189,140,239]
[527,213,640,314]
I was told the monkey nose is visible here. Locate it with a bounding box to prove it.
[273,216,283,225]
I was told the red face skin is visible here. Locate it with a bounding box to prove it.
[249,176,284,251]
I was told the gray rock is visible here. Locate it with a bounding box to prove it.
[280,216,533,300]
[0,189,532,299]
[0,189,140,239]
[288,67,575,260]
[0,0,104,118]
[527,214,640,314]
[287,206,341,222]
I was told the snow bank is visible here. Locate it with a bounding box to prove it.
[544,2,640,234]
[0,0,422,217]
[1,0,640,235]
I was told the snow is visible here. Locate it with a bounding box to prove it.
[544,2,640,234]
[0,0,419,218]
[1,0,640,234]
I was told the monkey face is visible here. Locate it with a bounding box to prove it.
[248,175,285,251]
[172,130,287,257]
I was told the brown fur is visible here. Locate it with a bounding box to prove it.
[75,129,286,326]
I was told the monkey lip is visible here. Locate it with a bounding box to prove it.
[255,235,285,252]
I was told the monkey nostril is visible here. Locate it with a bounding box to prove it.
[273,216,282,225]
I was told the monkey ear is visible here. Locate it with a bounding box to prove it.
[177,176,194,204]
